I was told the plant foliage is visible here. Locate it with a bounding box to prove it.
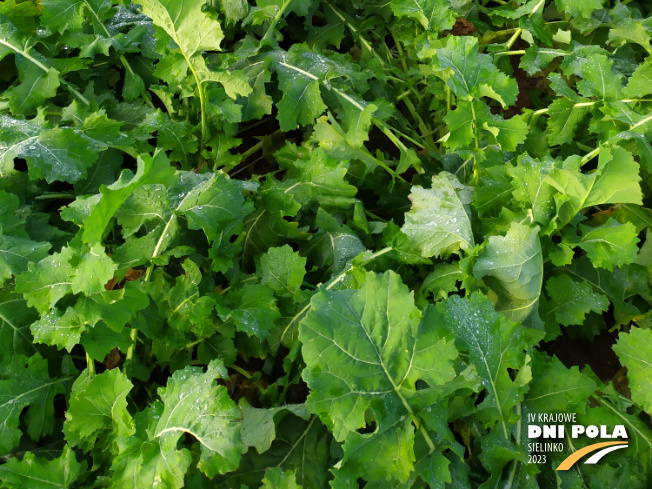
[1,0,652,487]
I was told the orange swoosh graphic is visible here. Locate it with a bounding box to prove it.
[556,441,628,470]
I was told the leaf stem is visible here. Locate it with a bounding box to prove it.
[125,327,139,363]
[86,352,95,375]
[260,0,292,45]
[505,29,522,50]
[322,0,385,64]
[230,364,252,379]
[494,50,526,57]
[240,139,264,162]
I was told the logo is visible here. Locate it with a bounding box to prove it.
[525,412,629,469]
[555,441,628,470]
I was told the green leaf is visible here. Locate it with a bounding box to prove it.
[624,59,652,98]
[261,467,301,489]
[430,36,519,107]
[0,119,98,184]
[257,245,307,299]
[542,274,609,326]
[546,97,592,146]
[219,284,280,339]
[216,414,330,488]
[0,354,71,455]
[568,218,639,271]
[0,190,26,237]
[136,111,198,164]
[560,256,647,326]
[152,360,242,477]
[276,146,357,211]
[0,446,86,489]
[176,172,253,242]
[575,53,624,100]
[110,431,191,489]
[0,290,37,364]
[240,402,310,454]
[554,0,604,18]
[138,0,224,57]
[64,368,134,448]
[614,328,652,413]
[274,50,328,131]
[434,293,530,430]
[525,351,596,414]
[15,245,76,313]
[40,0,88,34]
[474,222,543,323]
[5,65,61,116]
[0,235,50,286]
[80,322,133,361]
[547,146,642,227]
[609,20,651,54]
[81,151,176,244]
[520,46,567,76]
[473,165,513,217]
[30,306,85,352]
[75,281,149,332]
[390,0,456,31]
[299,271,459,483]
[401,173,474,258]
[238,60,273,121]
[70,243,116,296]
[507,156,557,228]
[442,101,527,151]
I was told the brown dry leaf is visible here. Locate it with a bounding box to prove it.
[124,268,145,281]
[104,348,122,369]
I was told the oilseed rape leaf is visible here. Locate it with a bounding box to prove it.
[70,243,116,296]
[30,306,85,352]
[218,284,280,339]
[138,0,224,57]
[614,328,652,413]
[0,122,98,184]
[275,62,327,131]
[525,351,596,414]
[474,222,543,323]
[430,36,519,107]
[554,0,605,18]
[276,147,357,211]
[15,245,76,313]
[64,368,134,448]
[0,354,71,455]
[261,467,302,489]
[433,293,530,430]
[152,360,242,477]
[0,291,37,364]
[401,173,474,258]
[82,151,176,244]
[546,97,592,146]
[547,146,642,226]
[624,59,652,98]
[239,402,310,454]
[176,171,253,242]
[299,271,458,483]
[390,0,456,31]
[542,274,609,326]
[568,219,639,271]
[110,431,191,489]
[0,235,50,286]
[257,245,307,299]
[0,446,86,489]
